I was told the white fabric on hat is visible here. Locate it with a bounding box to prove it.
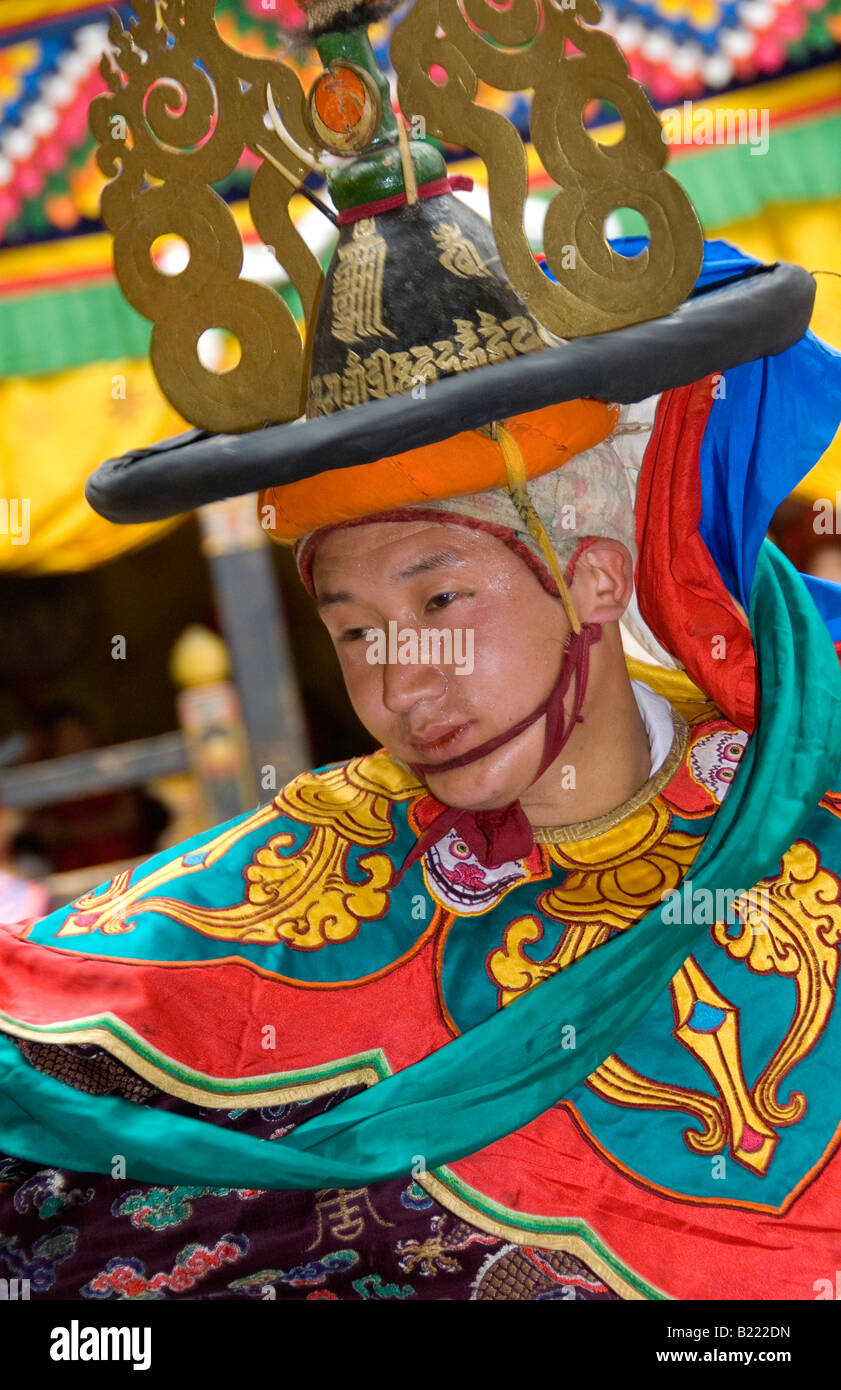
[297,393,684,671]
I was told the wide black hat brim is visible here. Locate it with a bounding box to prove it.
[86,261,814,525]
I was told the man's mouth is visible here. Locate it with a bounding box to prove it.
[409,721,475,763]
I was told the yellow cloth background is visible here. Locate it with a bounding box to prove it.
[0,357,185,574]
[2,0,101,24]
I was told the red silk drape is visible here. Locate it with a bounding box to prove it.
[636,379,759,732]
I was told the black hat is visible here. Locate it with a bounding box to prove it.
[84,0,815,526]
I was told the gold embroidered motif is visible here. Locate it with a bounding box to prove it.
[539,800,705,938]
[587,1053,728,1158]
[670,958,778,1173]
[488,915,561,1006]
[331,218,395,346]
[279,750,420,842]
[431,221,492,280]
[58,753,421,950]
[587,847,841,1171]
[487,923,778,1173]
[488,799,706,1002]
[489,878,777,1171]
[506,839,841,1176]
[307,1187,393,1249]
[712,841,841,1126]
[397,1215,492,1275]
[585,928,830,1178]
[55,801,281,938]
[486,802,841,1176]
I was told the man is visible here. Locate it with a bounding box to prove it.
[1,0,841,1302]
[309,524,650,834]
[2,385,841,1299]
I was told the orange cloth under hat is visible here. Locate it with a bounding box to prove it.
[258,398,619,544]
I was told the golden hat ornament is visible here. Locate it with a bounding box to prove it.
[84,0,815,524]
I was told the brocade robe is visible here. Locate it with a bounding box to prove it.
[1,661,840,1301]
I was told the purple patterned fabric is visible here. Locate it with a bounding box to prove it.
[0,1041,617,1301]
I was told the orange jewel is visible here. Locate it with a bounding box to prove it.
[313,66,367,134]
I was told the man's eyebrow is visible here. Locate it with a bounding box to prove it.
[315,589,355,609]
[393,549,467,582]
[315,550,467,606]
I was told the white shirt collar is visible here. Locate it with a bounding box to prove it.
[630,678,676,778]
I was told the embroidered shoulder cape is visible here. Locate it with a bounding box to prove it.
[1,545,841,1299]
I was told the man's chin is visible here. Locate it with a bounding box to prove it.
[418,767,526,812]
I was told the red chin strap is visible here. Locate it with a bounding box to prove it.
[398,621,602,876]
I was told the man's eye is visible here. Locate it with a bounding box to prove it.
[426,592,458,611]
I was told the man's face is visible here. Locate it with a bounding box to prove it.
[312,520,569,810]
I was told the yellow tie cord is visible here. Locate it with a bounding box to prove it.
[495,423,582,635]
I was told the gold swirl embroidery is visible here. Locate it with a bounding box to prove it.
[712,841,841,1126]
[55,802,281,938]
[278,750,420,843]
[485,916,740,1163]
[488,915,558,1005]
[58,753,421,950]
[488,801,706,996]
[487,825,841,1177]
[668,958,777,1173]
[540,799,705,938]
[587,1054,728,1158]
[586,846,841,1176]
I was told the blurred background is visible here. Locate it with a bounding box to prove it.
[0,0,839,913]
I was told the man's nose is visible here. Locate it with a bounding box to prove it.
[381,650,448,713]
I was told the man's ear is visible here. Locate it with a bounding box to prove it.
[569,540,635,624]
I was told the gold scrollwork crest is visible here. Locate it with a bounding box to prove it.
[90,0,324,432]
[391,0,704,336]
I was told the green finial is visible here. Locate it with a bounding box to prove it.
[312,24,447,211]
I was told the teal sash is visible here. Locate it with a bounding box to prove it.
[1,543,840,1187]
